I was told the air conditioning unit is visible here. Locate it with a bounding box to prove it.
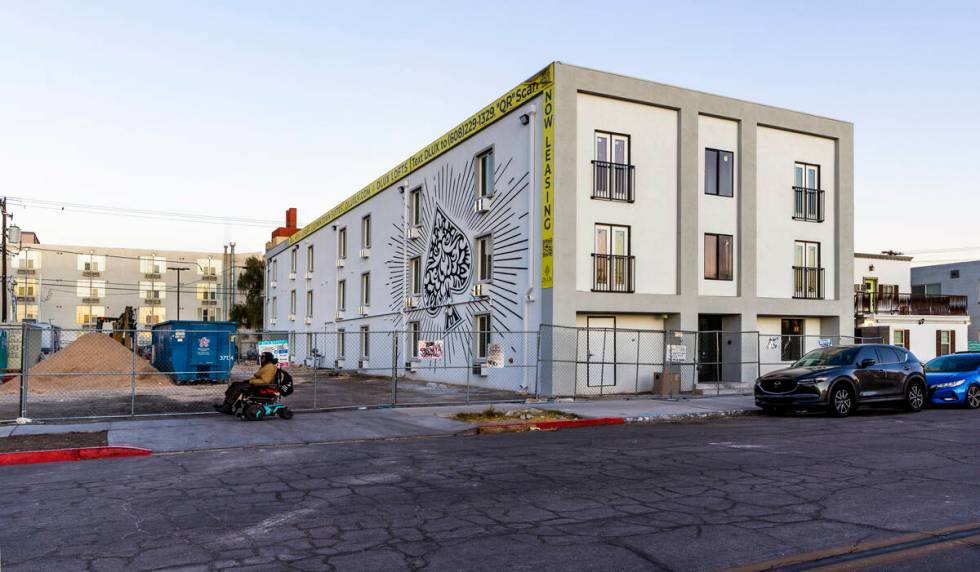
[335,310,344,320]
[288,313,296,321]
[305,272,313,280]
[270,281,277,288]
[336,258,346,268]
[304,317,312,325]
[408,226,422,240]
[405,295,421,309]
[288,272,297,280]
[359,248,371,258]
[358,359,367,369]
[358,305,369,316]
[472,362,489,377]
[335,358,345,368]
[473,196,493,213]
[471,283,488,297]
[406,361,419,373]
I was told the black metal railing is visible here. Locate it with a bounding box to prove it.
[793,266,824,299]
[854,291,968,316]
[592,160,635,202]
[793,187,825,222]
[593,254,635,293]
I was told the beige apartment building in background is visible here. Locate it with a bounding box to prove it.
[10,233,257,329]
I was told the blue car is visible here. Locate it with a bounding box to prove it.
[924,353,980,408]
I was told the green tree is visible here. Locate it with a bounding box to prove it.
[230,256,265,329]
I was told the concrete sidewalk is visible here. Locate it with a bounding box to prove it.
[0,395,757,453]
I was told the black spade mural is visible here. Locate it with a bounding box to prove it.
[422,206,472,328]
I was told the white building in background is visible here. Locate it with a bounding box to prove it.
[10,235,257,329]
[854,252,969,361]
[267,62,855,395]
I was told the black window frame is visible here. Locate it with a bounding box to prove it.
[781,318,805,362]
[476,148,495,198]
[475,234,493,283]
[409,256,422,295]
[409,321,420,359]
[474,313,491,360]
[361,215,372,250]
[704,148,735,198]
[703,233,734,281]
[409,187,422,227]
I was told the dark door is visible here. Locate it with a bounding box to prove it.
[874,346,907,396]
[853,346,884,398]
[781,319,805,362]
[698,316,723,383]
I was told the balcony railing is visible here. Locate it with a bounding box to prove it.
[793,266,824,299]
[793,187,825,222]
[592,160,635,202]
[592,254,635,293]
[855,291,968,316]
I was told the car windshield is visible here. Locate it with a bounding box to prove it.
[925,355,980,373]
[792,347,860,367]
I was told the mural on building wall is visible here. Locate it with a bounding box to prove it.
[385,150,530,362]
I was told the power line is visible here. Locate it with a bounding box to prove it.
[19,245,260,268]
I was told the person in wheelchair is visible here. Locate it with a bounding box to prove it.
[214,351,279,414]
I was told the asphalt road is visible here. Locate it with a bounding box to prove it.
[1,408,978,571]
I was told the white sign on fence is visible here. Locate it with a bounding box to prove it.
[667,344,687,362]
[257,339,290,367]
[418,340,444,360]
[487,343,505,368]
[767,337,779,350]
[818,338,833,347]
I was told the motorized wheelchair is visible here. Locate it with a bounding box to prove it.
[232,369,295,421]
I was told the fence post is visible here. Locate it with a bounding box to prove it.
[574,328,581,398]
[755,331,762,385]
[131,328,137,416]
[634,330,641,395]
[465,330,472,405]
[390,332,398,406]
[662,330,671,399]
[19,323,28,419]
[533,328,542,399]
[312,332,319,410]
[715,330,721,397]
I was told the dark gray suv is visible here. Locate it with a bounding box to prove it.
[755,344,927,417]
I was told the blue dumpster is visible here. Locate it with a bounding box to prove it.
[151,321,237,383]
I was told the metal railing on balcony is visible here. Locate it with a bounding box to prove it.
[793,266,824,299]
[854,291,968,316]
[592,160,635,202]
[593,254,635,293]
[793,187,825,222]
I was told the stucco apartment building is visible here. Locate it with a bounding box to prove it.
[12,236,257,330]
[266,62,854,395]
[912,260,980,349]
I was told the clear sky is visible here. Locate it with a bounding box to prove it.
[2,1,978,263]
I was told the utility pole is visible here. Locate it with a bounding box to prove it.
[222,244,229,321]
[168,266,190,320]
[229,242,236,311]
[1,197,7,323]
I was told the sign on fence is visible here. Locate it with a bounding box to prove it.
[418,340,443,360]
[767,337,779,350]
[667,344,688,362]
[257,339,290,367]
[487,343,505,368]
[818,338,833,347]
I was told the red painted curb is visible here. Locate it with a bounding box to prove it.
[0,446,152,467]
[478,417,625,433]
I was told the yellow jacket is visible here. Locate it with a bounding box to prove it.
[249,363,279,385]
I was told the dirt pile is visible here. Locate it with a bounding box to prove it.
[2,333,171,395]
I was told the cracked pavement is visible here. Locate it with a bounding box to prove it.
[1,408,979,571]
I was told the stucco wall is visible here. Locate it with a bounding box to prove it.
[698,115,739,297]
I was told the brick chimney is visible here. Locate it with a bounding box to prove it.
[268,208,299,249]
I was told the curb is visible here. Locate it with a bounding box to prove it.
[623,409,759,424]
[0,446,152,467]
[478,417,624,434]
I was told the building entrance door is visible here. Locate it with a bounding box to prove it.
[698,315,724,383]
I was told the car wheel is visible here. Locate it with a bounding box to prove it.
[828,385,854,418]
[966,385,980,410]
[904,379,926,412]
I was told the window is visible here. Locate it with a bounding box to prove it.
[196,283,218,301]
[476,149,494,197]
[337,329,346,358]
[937,330,956,357]
[138,307,165,325]
[197,258,220,276]
[76,305,106,325]
[595,131,629,165]
[793,241,822,299]
[360,326,370,359]
[289,290,297,315]
[272,259,278,281]
[361,215,372,249]
[875,346,902,364]
[474,314,491,360]
[271,297,277,319]
[593,224,632,292]
[409,187,422,226]
[290,248,298,273]
[593,132,633,201]
[781,319,804,362]
[15,278,39,297]
[77,254,107,273]
[475,235,492,282]
[139,281,166,300]
[360,273,370,306]
[337,280,346,311]
[139,256,166,275]
[409,321,420,359]
[794,162,820,190]
[705,149,734,197]
[306,290,314,318]
[16,304,38,321]
[410,256,422,295]
[951,269,960,279]
[704,233,734,281]
[14,250,42,270]
[76,280,106,298]
[894,329,910,350]
[307,245,314,272]
[913,283,942,296]
[338,227,347,259]
[198,307,217,322]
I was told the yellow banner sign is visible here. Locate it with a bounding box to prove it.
[290,64,555,245]
[540,70,555,289]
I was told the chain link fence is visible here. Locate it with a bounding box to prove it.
[0,322,886,422]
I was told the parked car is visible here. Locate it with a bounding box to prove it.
[755,344,927,417]
[924,353,980,409]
